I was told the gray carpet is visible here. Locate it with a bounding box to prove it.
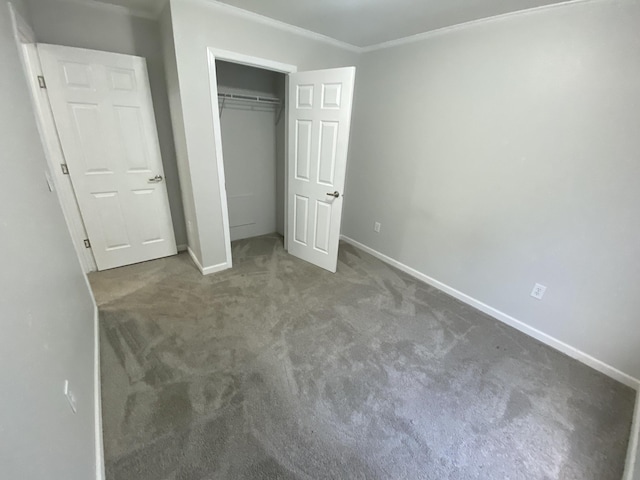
[90,234,635,480]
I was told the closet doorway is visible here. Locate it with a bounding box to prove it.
[208,48,356,273]
[215,60,287,244]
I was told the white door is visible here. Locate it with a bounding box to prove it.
[38,44,177,271]
[287,67,356,273]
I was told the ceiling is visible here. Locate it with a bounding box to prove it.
[92,0,572,48]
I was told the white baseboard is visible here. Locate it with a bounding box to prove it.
[624,395,640,480]
[93,306,105,480]
[187,247,229,276]
[176,243,188,252]
[340,235,640,390]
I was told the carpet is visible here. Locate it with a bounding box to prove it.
[89,234,634,480]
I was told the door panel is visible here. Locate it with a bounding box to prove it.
[70,104,110,173]
[314,200,332,252]
[296,85,314,108]
[295,120,312,181]
[318,121,338,185]
[287,67,356,273]
[38,44,176,270]
[294,195,309,245]
[93,192,130,250]
[114,106,149,170]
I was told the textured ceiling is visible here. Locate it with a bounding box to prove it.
[91,0,572,47]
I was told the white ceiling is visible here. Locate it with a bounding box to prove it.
[92,0,572,48]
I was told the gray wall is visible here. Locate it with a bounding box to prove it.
[164,0,359,269]
[216,60,279,94]
[0,1,97,477]
[27,0,187,247]
[343,0,640,379]
[159,4,201,258]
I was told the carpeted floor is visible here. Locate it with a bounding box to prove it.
[90,234,635,480]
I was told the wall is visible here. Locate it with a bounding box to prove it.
[216,59,279,93]
[0,1,98,478]
[26,0,187,247]
[216,61,283,241]
[343,0,640,379]
[164,0,359,269]
[159,4,200,259]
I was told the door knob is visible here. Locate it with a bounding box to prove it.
[148,175,163,183]
[326,191,340,198]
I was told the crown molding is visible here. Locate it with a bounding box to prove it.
[49,0,160,20]
[185,0,362,53]
[361,0,591,52]
[77,0,595,53]
[186,0,594,55]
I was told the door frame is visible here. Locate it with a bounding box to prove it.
[9,3,97,273]
[206,47,297,267]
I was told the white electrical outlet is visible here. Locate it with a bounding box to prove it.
[64,380,77,413]
[374,222,381,233]
[530,283,547,300]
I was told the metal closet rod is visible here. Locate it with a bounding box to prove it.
[217,92,283,123]
[217,92,281,104]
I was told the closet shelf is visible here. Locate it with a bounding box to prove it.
[217,92,281,105]
[217,92,283,122]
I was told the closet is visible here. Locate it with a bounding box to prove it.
[216,60,286,242]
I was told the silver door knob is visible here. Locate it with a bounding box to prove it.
[326,191,340,198]
[148,175,163,183]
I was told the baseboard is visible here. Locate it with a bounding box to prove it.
[187,247,229,276]
[176,243,188,253]
[93,306,105,480]
[340,235,640,390]
[624,394,640,480]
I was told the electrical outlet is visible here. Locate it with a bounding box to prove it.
[530,283,547,300]
[64,380,77,414]
[374,222,381,233]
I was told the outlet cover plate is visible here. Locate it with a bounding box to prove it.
[531,283,547,300]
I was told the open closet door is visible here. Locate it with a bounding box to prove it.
[38,44,177,271]
[287,67,356,273]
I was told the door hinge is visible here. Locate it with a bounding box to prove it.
[83,239,91,249]
[37,75,46,89]
[61,164,69,175]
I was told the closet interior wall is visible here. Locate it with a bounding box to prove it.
[216,60,286,242]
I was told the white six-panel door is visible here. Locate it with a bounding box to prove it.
[287,67,356,273]
[38,44,177,271]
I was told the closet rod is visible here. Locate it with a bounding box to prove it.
[217,92,282,121]
[217,92,280,105]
